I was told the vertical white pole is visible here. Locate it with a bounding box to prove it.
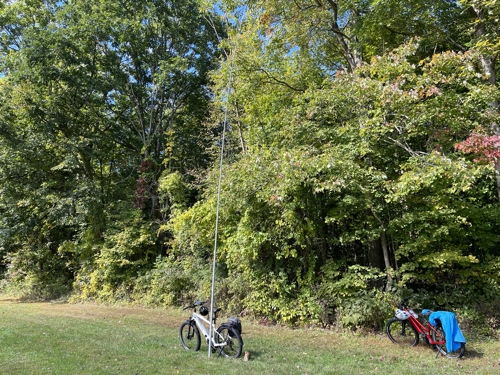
[207,8,244,358]
[207,78,230,358]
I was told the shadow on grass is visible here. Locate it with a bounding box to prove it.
[49,298,71,305]
[245,350,265,359]
[415,343,483,360]
[463,348,484,360]
[0,298,17,303]
[15,296,70,305]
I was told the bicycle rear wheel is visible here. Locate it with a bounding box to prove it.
[386,317,419,347]
[431,325,465,358]
[215,326,243,359]
[179,321,201,351]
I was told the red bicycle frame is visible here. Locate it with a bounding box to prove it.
[403,307,445,345]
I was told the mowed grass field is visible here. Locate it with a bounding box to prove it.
[0,296,499,374]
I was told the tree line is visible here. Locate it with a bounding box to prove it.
[1,0,499,330]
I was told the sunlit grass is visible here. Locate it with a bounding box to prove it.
[0,296,498,374]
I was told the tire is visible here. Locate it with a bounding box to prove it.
[179,321,201,351]
[215,326,243,359]
[431,325,465,359]
[386,317,419,347]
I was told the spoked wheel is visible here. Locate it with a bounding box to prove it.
[386,318,419,347]
[179,321,201,351]
[431,325,465,358]
[215,326,243,359]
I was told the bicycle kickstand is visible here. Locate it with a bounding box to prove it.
[217,347,224,358]
[209,342,224,358]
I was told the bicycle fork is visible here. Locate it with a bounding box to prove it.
[400,321,407,336]
[187,324,194,340]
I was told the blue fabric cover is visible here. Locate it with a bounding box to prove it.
[421,309,432,315]
[428,311,466,353]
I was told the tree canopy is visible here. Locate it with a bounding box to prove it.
[1,0,500,330]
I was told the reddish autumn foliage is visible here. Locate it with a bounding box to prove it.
[455,133,500,166]
[134,161,154,209]
[133,176,147,209]
[137,160,154,172]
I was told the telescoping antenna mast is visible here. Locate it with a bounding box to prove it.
[208,8,246,359]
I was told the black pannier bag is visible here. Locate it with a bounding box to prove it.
[227,317,242,336]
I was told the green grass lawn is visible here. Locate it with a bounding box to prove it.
[0,296,499,374]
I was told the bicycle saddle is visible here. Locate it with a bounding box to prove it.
[422,309,434,317]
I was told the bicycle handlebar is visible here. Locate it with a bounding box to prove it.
[398,295,412,309]
[182,300,209,310]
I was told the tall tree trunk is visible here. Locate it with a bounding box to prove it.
[324,0,363,72]
[367,235,384,270]
[370,208,393,290]
[365,209,387,289]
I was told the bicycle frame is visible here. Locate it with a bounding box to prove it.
[403,308,445,345]
[191,312,225,347]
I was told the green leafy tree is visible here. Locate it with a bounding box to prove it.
[0,0,223,297]
[459,0,500,199]
[170,40,500,323]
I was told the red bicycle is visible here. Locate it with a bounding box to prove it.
[385,296,465,358]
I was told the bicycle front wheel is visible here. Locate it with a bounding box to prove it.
[215,326,243,359]
[386,318,419,347]
[179,321,201,351]
[431,325,465,358]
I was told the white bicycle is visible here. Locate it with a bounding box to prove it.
[179,300,243,358]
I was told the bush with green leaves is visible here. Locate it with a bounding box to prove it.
[72,213,157,303]
[165,41,500,328]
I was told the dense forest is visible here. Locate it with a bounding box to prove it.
[1,0,500,331]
